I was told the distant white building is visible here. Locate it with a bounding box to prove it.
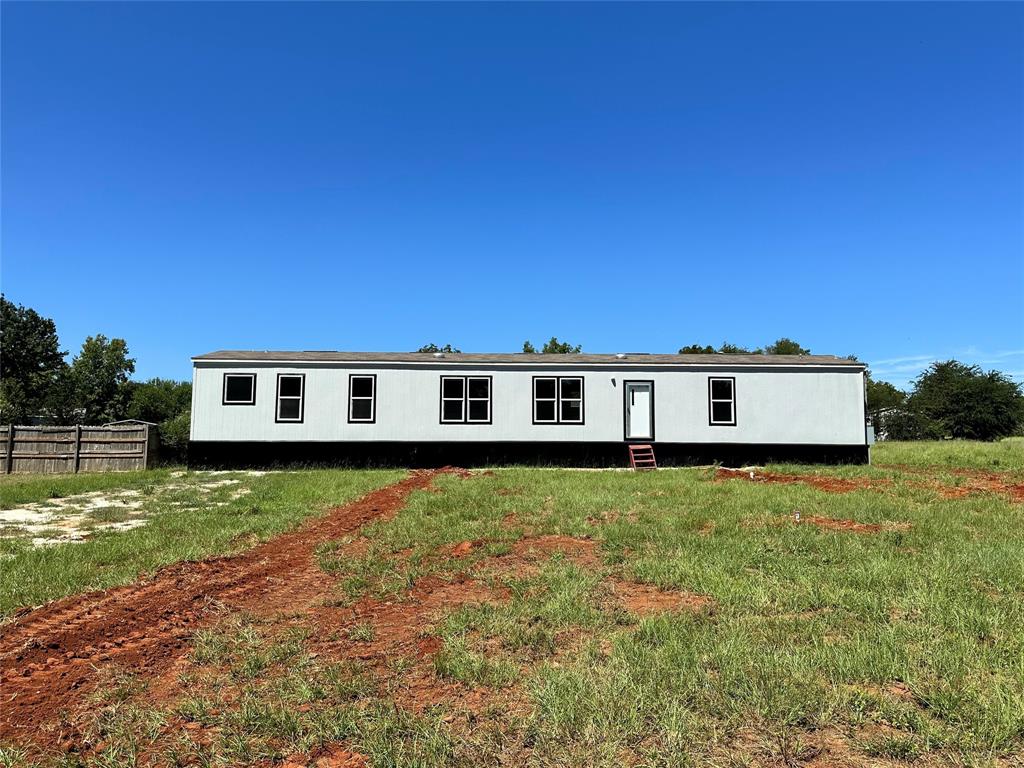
[189,351,869,465]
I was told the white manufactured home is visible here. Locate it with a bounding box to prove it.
[189,351,869,466]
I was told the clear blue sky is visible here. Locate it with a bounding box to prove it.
[3,2,1022,388]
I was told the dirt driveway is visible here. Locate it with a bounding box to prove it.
[0,469,445,751]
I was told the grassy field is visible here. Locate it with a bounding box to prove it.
[2,440,1023,767]
[0,468,182,509]
[872,437,1024,470]
[305,442,1023,767]
[0,469,403,615]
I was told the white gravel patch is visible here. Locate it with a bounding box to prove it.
[1,473,255,548]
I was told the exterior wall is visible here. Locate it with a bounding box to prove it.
[191,362,867,446]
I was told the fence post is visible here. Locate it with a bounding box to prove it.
[5,425,13,474]
[74,425,82,473]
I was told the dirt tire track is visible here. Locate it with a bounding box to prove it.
[0,469,444,747]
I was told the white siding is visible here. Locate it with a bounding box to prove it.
[191,362,866,446]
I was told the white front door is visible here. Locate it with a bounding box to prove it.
[624,382,653,440]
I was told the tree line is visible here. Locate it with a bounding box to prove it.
[417,337,582,354]
[0,296,192,458]
[2,296,1020,448]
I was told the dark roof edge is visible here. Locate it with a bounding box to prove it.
[192,350,866,368]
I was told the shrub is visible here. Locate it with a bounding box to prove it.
[883,407,933,441]
[159,410,190,463]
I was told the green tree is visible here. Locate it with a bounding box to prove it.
[126,379,192,424]
[883,408,931,441]
[866,377,906,438]
[866,378,905,414]
[46,367,82,424]
[677,342,756,354]
[0,296,68,423]
[523,337,582,354]
[763,337,810,355]
[718,342,755,354]
[904,361,1023,441]
[70,335,136,424]
[841,355,907,437]
[416,343,461,353]
[678,338,809,355]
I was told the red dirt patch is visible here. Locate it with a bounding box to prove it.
[416,635,443,658]
[511,534,597,559]
[441,466,495,480]
[719,464,1024,503]
[309,570,510,714]
[0,469,453,750]
[508,534,600,568]
[792,514,911,534]
[886,681,914,701]
[608,580,712,616]
[935,469,1024,502]
[716,467,885,494]
[472,534,601,581]
[878,464,1024,503]
[451,539,485,557]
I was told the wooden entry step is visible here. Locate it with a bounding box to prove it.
[628,444,657,471]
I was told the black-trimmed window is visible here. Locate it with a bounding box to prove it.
[276,374,305,423]
[223,373,256,405]
[440,376,491,424]
[348,374,376,423]
[709,377,736,426]
[533,377,584,424]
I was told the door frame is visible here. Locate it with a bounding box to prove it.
[622,380,655,442]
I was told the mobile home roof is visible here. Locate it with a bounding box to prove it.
[193,351,865,368]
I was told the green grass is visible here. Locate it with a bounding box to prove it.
[97,613,452,766]
[85,506,139,524]
[347,621,376,642]
[0,745,28,768]
[5,442,1024,767]
[433,634,519,688]
[0,469,177,509]
[872,437,1024,470]
[0,468,402,616]
[309,455,1024,766]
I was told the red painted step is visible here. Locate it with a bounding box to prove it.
[628,444,657,471]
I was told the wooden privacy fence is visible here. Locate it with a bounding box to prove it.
[0,424,158,474]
